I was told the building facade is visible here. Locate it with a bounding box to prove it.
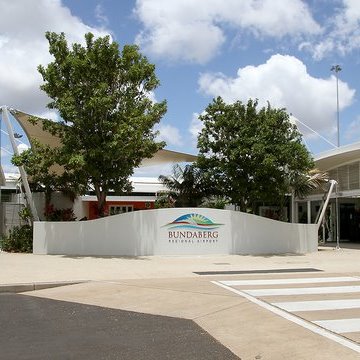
[296,142,360,243]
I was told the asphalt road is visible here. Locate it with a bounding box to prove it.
[0,293,239,360]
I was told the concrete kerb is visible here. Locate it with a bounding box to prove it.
[0,280,88,293]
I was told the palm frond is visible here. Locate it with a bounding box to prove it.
[293,168,329,198]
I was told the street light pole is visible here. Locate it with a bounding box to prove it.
[330,65,342,250]
[331,65,341,147]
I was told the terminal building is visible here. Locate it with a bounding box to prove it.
[1,106,360,243]
[296,142,360,243]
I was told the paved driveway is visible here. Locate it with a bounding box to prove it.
[0,293,238,360]
[1,245,360,359]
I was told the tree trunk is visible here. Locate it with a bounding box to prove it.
[94,184,107,218]
[44,186,52,220]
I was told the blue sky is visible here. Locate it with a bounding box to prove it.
[1,0,360,176]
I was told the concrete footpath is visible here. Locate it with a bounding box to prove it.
[1,243,360,359]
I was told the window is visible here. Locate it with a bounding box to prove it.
[326,161,360,192]
[109,205,133,215]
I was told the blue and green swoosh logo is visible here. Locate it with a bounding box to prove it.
[164,213,223,230]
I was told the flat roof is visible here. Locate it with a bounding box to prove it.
[80,195,156,202]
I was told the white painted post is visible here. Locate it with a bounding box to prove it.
[317,180,337,230]
[335,183,341,250]
[1,106,39,221]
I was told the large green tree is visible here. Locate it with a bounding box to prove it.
[197,97,314,213]
[36,32,166,216]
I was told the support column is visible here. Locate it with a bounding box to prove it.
[307,200,311,224]
[291,194,296,223]
[335,191,340,249]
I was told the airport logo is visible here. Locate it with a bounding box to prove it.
[163,213,223,244]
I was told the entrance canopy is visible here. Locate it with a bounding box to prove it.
[9,109,197,167]
[10,110,61,148]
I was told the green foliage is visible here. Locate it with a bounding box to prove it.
[158,164,209,207]
[0,225,33,253]
[199,196,228,209]
[154,192,176,208]
[36,32,166,217]
[18,206,33,222]
[12,139,60,192]
[292,168,329,199]
[197,97,314,212]
[12,139,83,211]
[44,204,76,221]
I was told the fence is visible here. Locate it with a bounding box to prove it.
[0,203,26,237]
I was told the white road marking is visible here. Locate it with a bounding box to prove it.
[273,299,360,312]
[212,281,360,354]
[220,277,359,286]
[244,285,360,296]
[314,318,360,334]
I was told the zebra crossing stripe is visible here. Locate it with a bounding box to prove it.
[220,277,359,286]
[244,285,360,296]
[273,299,360,312]
[314,318,360,334]
[212,281,360,354]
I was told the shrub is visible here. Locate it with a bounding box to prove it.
[154,192,176,208]
[0,225,33,253]
[44,204,76,221]
[200,196,228,209]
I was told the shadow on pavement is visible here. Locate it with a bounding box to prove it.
[0,293,239,360]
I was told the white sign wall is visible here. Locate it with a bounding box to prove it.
[33,208,318,256]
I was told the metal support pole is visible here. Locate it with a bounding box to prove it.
[331,65,341,147]
[317,180,337,228]
[1,106,39,221]
[335,183,340,250]
[307,200,311,224]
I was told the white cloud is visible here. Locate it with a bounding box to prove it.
[95,3,109,26]
[0,0,110,114]
[134,0,320,63]
[345,116,360,141]
[17,143,29,154]
[198,54,355,139]
[189,112,203,142]
[156,124,183,146]
[301,0,360,59]
[35,110,60,122]
[145,90,158,103]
